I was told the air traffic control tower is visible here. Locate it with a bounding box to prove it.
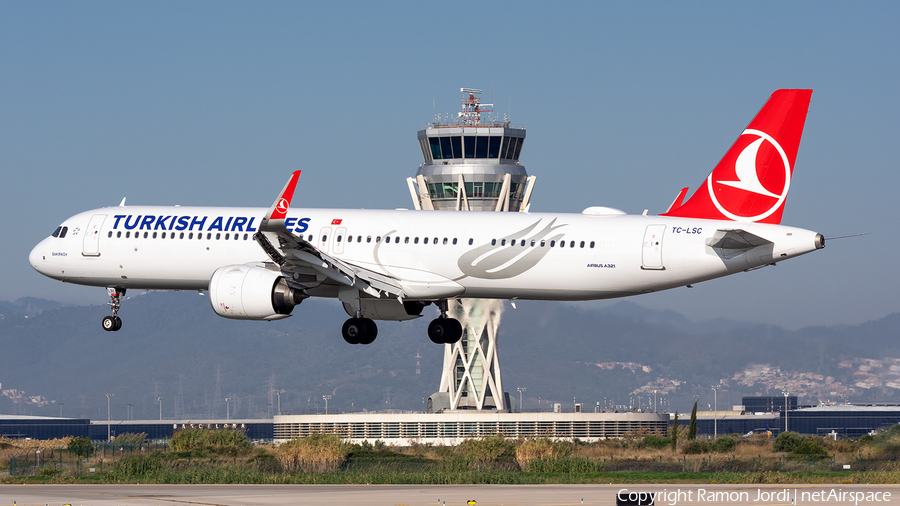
[407,88,536,412]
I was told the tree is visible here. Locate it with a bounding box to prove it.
[688,401,698,440]
[671,412,679,451]
[67,437,94,458]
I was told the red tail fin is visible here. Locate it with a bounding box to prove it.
[662,89,812,224]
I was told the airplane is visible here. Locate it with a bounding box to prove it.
[29,89,824,345]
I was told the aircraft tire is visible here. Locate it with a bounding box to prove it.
[102,316,116,332]
[112,316,122,331]
[342,317,367,344]
[428,318,449,344]
[360,318,377,344]
[447,318,463,343]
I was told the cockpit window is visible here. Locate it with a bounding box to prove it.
[52,226,62,238]
[58,227,68,238]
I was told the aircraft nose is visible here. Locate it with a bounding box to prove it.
[29,240,48,274]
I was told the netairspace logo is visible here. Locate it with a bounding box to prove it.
[617,488,892,505]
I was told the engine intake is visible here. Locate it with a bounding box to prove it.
[209,265,306,320]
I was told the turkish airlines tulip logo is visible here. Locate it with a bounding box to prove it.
[707,128,791,221]
[275,198,290,214]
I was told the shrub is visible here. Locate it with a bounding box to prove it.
[278,433,349,473]
[791,440,828,459]
[526,456,603,473]
[682,440,709,454]
[773,431,805,452]
[113,433,148,446]
[456,434,515,464]
[170,428,251,457]
[108,451,166,479]
[68,437,95,458]
[710,436,737,453]
[516,438,573,471]
[643,435,670,450]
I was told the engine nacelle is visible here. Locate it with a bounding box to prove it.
[342,299,429,321]
[209,265,305,320]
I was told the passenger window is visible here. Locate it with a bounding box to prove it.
[443,238,448,245]
[560,241,565,248]
[424,237,429,244]
[570,241,575,248]
[188,233,193,239]
[520,240,526,246]
[357,236,362,242]
[337,235,343,242]
[491,239,497,246]
[367,236,372,243]
[541,240,545,247]
[433,237,438,245]
[144,232,149,238]
[322,235,327,242]
[501,239,506,246]
[108,231,113,238]
[117,231,122,238]
[414,237,419,244]
[153,232,158,239]
[180,232,185,239]
[163,232,167,239]
[224,233,228,240]
[550,240,555,247]
[347,236,353,243]
[590,241,595,248]
[376,236,381,242]
[580,241,585,248]
[453,238,458,245]
[394,236,400,243]
[404,237,409,244]
[531,240,535,247]
[215,233,220,240]
[468,238,473,245]
[245,234,250,240]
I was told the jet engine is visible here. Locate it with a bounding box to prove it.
[209,265,306,320]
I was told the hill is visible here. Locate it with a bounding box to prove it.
[1,292,898,419]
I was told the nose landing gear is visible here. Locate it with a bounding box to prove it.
[102,287,125,332]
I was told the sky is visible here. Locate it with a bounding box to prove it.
[1,2,897,329]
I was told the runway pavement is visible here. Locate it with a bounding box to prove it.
[1,483,899,506]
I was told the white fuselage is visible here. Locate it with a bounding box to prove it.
[29,205,821,302]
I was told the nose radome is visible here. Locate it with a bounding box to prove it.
[29,241,47,273]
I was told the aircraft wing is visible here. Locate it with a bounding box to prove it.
[252,171,404,300]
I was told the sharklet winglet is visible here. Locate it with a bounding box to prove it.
[260,170,302,231]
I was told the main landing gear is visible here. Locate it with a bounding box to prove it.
[342,316,377,345]
[102,287,125,332]
[428,300,463,344]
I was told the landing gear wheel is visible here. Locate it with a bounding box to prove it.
[102,315,117,332]
[446,318,463,343]
[428,318,463,344]
[112,316,122,331]
[342,317,368,344]
[359,318,378,345]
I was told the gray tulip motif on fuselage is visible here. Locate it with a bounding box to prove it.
[456,218,566,280]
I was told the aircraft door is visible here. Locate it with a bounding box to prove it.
[318,227,332,253]
[83,214,106,256]
[333,227,347,254]
[641,224,666,270]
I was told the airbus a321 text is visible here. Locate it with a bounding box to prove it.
[30,89,824,345]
